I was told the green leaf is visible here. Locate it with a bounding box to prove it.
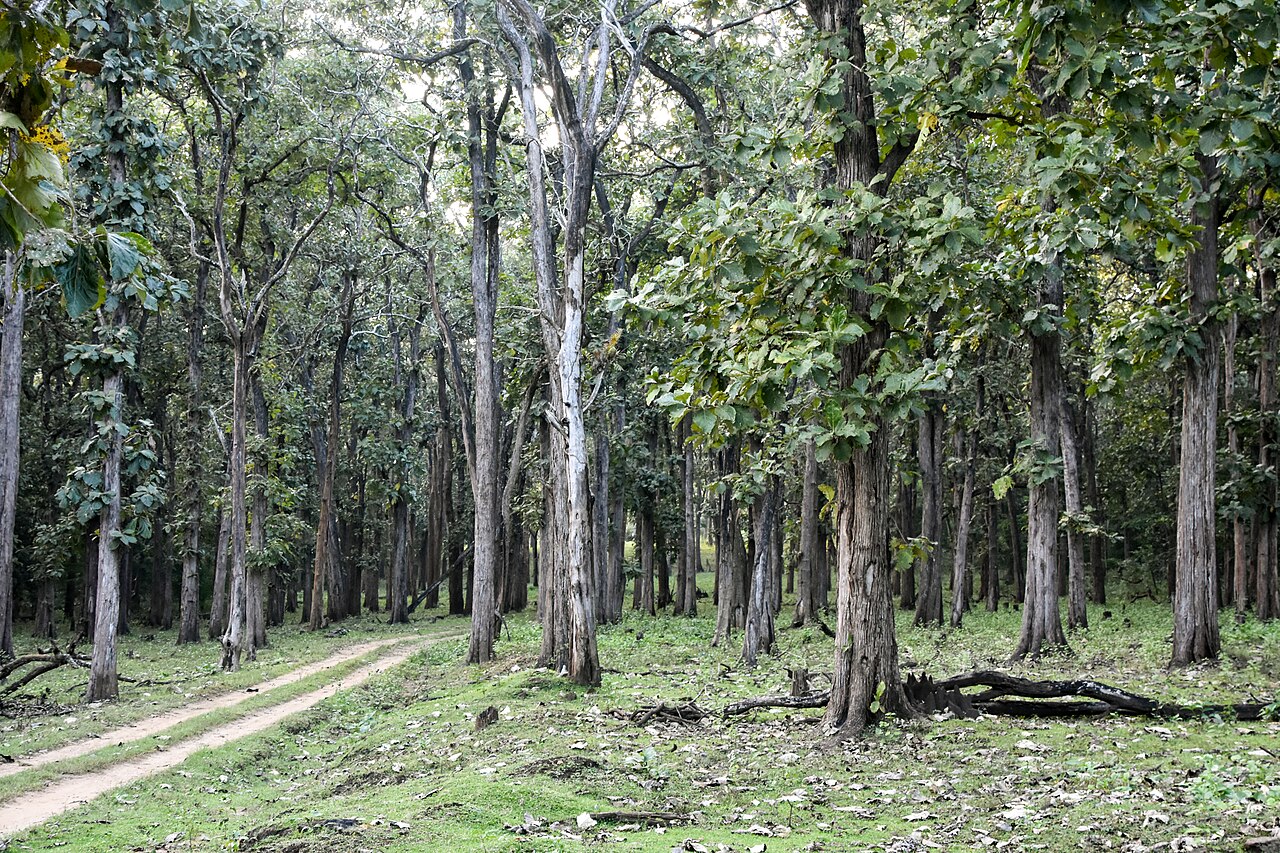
[692,410,717,434]
[992,475,1013,500]
[54,244,104,318]
[104,231,143,280]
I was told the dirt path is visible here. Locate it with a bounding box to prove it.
[0,634,453,836]
[0,636,407,779]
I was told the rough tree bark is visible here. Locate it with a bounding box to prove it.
[743,478,777,666]
[308,272,354,631]
[805,0,917,734]
[914,402,944,627]
[1172,152,1223,665]
[177,260,209,644]
[1060,392,1088,629]
[793,441,821,627]
[1250,193,1279,620]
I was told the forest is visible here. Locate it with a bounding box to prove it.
[0,0,1278,849]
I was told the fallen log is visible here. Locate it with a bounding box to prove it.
[723,691,830,716]
[627,700,709,725]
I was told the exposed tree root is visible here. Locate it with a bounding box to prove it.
[0,640,90,696]
[720,670,1278,721]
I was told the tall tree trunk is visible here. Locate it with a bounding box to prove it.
[247,372,269,650]
[501,0,601,685]
[1251,197,1279,620]
[88,307,128,700]
[458,2,503,664]
[913,403,944,627]
[208,506,229,637]
[950,429,977,628]
[808,0,914,733]
[793,441,821,626]
[1060,392,1088,629]
[985,497,1000,611]
[713,444,746,645]
[1083,398,1106,604]
[308,273,354,630]
[1172,152,1222,665]
[387,308,422,625]
[220,333,252,670]
[0,257,23,657]
[679,415,698,617]
[177,261,208,644]
[1225,311,1249,617]
[898,467,917,609]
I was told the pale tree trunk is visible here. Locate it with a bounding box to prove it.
[793,440,821,626]
[0,256,23,657]
[88,57,131,698]
[502,0,638,686]
[1060,392,1088,629]
[913,403,944,626]
[949,429,977,628]
[1172,152,1222,665]
[742,478,777,666]
[220,333,251,670]
[88,306,128,700]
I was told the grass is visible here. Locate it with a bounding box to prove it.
[2,580,1279,852]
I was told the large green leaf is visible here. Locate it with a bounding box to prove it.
[104,231,143,280]
[54,243,104,318]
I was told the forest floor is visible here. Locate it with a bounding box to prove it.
[0,590,1278,852]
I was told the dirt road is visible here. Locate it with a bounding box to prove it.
[0,633,456,835]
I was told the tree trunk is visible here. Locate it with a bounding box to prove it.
[309,273,354,630]
[743,478,777,666]
[220,333,251,670]
[88,310,128,700]
[680,414,698,617]
[1060,392,1088,629]
[0,258,23,657]
[898,467,917,609]
[794,441,821,626]
[1252,203,1279,621]
[713,444,746,645]
[985,497,1000,611]
[247,371,269,650]
[501,0,601,685]
[914,404,944,627]
[177,261,208,644]
[208,506,229,638]
[950,430,977,628]
[457,3,503,663]
[1172,152,1222,665]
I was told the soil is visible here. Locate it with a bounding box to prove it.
[0,633,459,836]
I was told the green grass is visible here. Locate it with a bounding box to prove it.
[3,585,1279,852]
